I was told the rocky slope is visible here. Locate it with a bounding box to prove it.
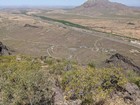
[0,52,140,105]
[72,0,140,17]
[0,42,11,55]
[106,53,140,74]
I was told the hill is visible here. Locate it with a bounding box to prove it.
[0,55,140,105]
[72,0,140,17]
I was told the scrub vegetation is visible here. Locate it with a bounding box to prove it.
[0,56,139,105]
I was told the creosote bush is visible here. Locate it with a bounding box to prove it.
[88,61,96,68]
[0,56,54,105]
[61,67,127,104]
[126,70,140,88]
[47,58,78,75]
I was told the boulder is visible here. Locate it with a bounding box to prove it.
[24,24,39,28]
[0,42,11,55]
[114,83,140,105]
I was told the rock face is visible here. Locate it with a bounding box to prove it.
[0,42,11,55]
[104,83,140,105]
[111,83,140,105]
[106,53,140,73]
[24,24,39,28]
[72,0,140,16]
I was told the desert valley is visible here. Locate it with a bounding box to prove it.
[0,0,140,105]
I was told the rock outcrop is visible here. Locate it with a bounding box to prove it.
[105,53,140,73]
[24,24,39,28]
[0,42,11,55]
[110,83,140,105]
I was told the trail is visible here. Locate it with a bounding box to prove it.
[47,47,52,57]
[47,46,55,58]
[93,37,103,51]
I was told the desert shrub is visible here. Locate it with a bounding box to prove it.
[131,77,140,88]
[48,59,78,75]
[0,56,54,105]
[43,57,56,65]
[126,70,140,88]
[88,61,96,68]
[61,67,127,104]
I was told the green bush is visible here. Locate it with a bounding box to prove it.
[126,70,140,88]
[0,56,54,105]
[48,59,78,75]
[43,57,56,65]
[88,61,96,68]
[61,67,127,104]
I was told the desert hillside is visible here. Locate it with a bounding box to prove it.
[0,49,140,105]
[72,0,140,17]
[0,0,140,104]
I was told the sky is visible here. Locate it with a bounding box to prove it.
[0,0,140,7]
[111,0,140,7]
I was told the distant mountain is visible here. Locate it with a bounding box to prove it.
[71,0,140,17]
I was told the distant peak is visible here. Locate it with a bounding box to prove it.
[87,0,109,2]
[86,0,110,4]
[84,0,110,6]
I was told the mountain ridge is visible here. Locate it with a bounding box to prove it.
[71,0,140,17]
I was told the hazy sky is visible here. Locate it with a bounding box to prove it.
[0,0,140,7]
[111,0,140,7]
